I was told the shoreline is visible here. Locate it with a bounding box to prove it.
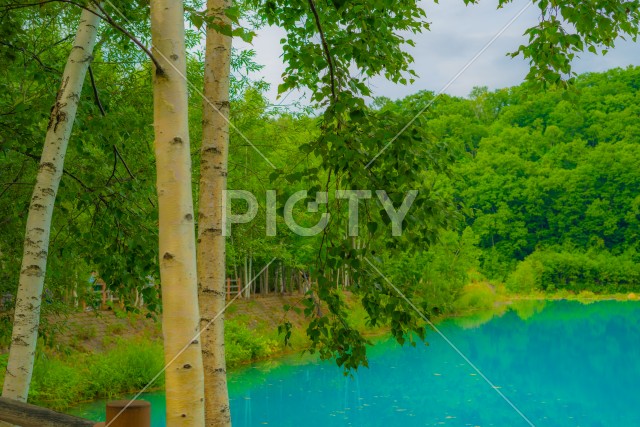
[6,289,639,412]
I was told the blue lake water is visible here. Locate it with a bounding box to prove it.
[69,300,640,426]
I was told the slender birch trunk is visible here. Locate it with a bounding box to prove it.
[280,263,285,294]
[260,269,265,295]
[1,6,101,402]
[249,253,253,297]
[274,266,279,295]
[150,1,205,425]
[243,255,248,299]
[197,0,233,424]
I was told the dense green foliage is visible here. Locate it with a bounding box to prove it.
[368,66,640,297]
[3,52,640,350]
[454,67,640,293]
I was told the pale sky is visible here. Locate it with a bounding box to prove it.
[235,0,640,106]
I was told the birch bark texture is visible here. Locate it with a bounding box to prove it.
[1,5,102,402]
[197,0,233,424]
[150,0,205,425]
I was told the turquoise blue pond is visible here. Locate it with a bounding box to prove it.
[69,300,640,426]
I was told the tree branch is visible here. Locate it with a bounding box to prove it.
[1,0,164,73]
[91,1,164,75]
[113,144,155,208]
[0,41,59,73]
[13,149,94,192]
[113,145,134,179]
[65,168,94,192]
[36,33,74,55]
[106,145,119,186]
[88,65,106,116]
[89,65,107,117]
[308,0,336,102]
[0,160,27,199]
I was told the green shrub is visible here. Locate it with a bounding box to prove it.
[225,319,277,367]
[85,339,165,399]
[30,354,86,410]
[76,324,97,341]
[452,283,496,313]
[576,290,596,300]
[506,257,544,292]
[507,248,640,293]
[0,314,13,349]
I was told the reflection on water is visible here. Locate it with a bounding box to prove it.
[69,300,640,427]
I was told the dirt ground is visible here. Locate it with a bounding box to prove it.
[44,294,310,353]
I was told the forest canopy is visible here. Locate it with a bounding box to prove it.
[2,58,640,307]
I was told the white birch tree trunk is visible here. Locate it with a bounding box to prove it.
[248,253,253,297]
[150,0,205,425]
[1,5,101,402]
[274,266,279,295]
[243,255,248,299]
[197,0,233,424]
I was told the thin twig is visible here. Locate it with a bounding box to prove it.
[15,149,94,192]
[65,168,94,192]
[36,33,74,55]
[112,144,155,207]
[106,145,118,186]
[0,41,59,73]
[113,145,133,179]
[88,65,106,116]
[0,160,27,198]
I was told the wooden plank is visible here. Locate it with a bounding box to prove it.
[0,397,96,427]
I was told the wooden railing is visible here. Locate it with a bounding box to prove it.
[0,397,150,427]
[0,397,95,427]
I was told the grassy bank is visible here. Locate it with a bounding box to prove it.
[0,316,285,411]
[0,338,164,410]
[0,295,391,412]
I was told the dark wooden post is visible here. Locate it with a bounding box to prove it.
[99,400,150,427]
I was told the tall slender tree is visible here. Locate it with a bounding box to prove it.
[1,3,102,403]
[198,0,233,424]
[150,0,205,425]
